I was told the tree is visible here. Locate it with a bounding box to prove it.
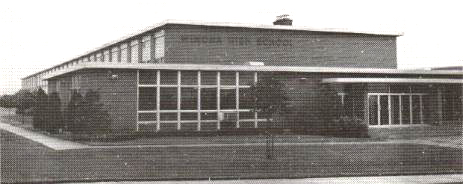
[0,94,16,108]
[66,90,83,133]
[248,76,288,159]
[14,89,35,115]
[82,90,111,136]
[67,90,111,136]
[32,88,48,130]
[249,76,288,129]
[47,92,64,133]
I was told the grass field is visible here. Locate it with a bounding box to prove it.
[1,129,462,183]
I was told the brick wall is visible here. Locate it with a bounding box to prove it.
[164,25,397,68]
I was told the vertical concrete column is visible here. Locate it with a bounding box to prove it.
[217,72,221,130]
[197,71,201,131]
[236,72,240,128]
[177,71,181,130]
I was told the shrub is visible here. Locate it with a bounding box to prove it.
[15,89,35,115]
[32,88,48,130]
[47,92,64,133]
[66,90,111,136]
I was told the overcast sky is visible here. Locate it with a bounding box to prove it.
[1,0,462,95]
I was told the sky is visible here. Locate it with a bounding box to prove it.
[1,0,462,95]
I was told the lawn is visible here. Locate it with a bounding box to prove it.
[1,129,462,183]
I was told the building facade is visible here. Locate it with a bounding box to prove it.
[22,20,463,134]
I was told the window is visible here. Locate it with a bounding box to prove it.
[220,72,236,85]
[96,53,103,62]
[139,70,157,85]
[83,57,89,63]
[239,88,253,109]
[71,75,81,90]
[160,71,177,85]
[220,89,236,109]
[160,88,177,110]
[200,88,217,110]
[139,113,156,121]
[130,40,139,63]
[111,46,119,62]
[104,50,110,62]
[141,36,151,62]
[155,30,165,62]
[160,113,177,121]
[120,43,128,63]
[138,87,156,110]
[201,71,217,85]
[181,71,197,85]
[181,113,197,120]
[90,54,95,62]
[181,88,197,110]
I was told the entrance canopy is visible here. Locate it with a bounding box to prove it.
[322,78,463,84]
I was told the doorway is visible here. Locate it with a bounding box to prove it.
[368,93,424,126]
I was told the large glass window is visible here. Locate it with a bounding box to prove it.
[391,95,400,125]
[181,113,197,120]
[220,89,236,109]
[160,71,178,85]
[181,71,198,85]
[120,43,128,63]
[401,95,411,124]
[239,88,253,109]
[138,87,156,110]
[160,88,177,110]
[201,71,217,85]
[181,88,197,110]
[368,96,378,125]
[220,72,236,86]
[111,46,119,62]
[201,88,217,110]
[160,113,177,121]
[139,70,157,85]
[131,40,139,63]
[139,113,156,121]
[90,54,95,62]
[412,95,422,124]
[141,36,151,62]
[155,30,165,62]
[104,50,110,62]
[368,94,424,126]
[96,53,103,62]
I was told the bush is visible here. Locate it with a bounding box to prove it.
[66,90,111,136]
[47,92,64,133]
[15,89,35,115]
[66,90,83,133]
[32,88,48,130]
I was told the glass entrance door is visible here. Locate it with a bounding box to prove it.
[368,93,424,126]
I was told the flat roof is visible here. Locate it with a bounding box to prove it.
[41,63,463,80]
[322,78,463,84]
[23,19,403,80]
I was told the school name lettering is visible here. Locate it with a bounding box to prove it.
[180,36,292,47]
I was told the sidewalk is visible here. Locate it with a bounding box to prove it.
[0,121,89,150]
[67,174,463,184]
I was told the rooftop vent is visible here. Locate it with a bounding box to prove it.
[273,14,292,26]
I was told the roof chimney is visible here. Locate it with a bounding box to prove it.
[273,14,292,26]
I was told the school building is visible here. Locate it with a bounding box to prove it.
[22,17,463,134]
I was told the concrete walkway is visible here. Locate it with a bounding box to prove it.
[0,121,462,151]
[0,122,89,150]
[67,174,463,184]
